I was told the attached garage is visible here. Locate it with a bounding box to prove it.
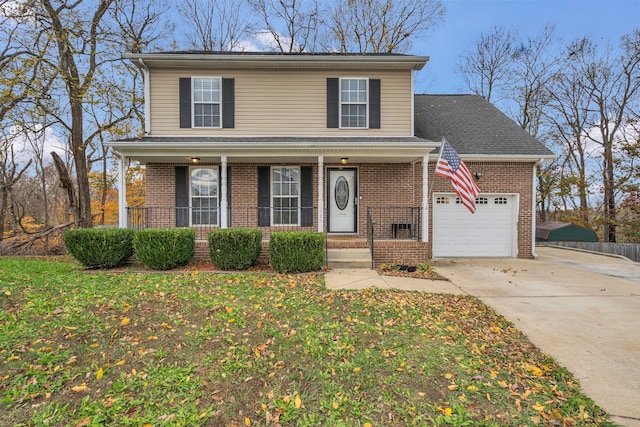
[432,193,518,257]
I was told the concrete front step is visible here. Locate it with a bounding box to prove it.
[327,248,372,269]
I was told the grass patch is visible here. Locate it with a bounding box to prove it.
[0,257,615,426]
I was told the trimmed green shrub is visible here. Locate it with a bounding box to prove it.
[208,228,262,270]
[133,228,195,270]
[269,231,325,273]
[63,227,135,268]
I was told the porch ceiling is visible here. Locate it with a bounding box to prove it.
[107,137,439,164]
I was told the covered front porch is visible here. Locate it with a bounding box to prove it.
[107,136,438,265]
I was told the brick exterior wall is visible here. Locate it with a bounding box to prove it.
[427,161,535,259]
[144,160,536,261]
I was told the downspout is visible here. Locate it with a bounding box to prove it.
[139,58,151,134]
[410,70,415,136]
[531,158,544,258]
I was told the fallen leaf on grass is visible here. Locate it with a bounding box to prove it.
[71,383,89,393]
[74,417,91,427]
[533,402,545,411]
[96,368,103,380]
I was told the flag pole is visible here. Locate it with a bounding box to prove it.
[423,137,446,242]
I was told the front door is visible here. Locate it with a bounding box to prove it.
[327,168,358,233]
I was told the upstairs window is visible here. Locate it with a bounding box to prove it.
[180,77,234,129]
[327,78,380,129]
[340,78,368,128]
[193,77,221,128]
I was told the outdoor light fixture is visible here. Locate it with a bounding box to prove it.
[341,157,349,165]
[191,157,200,164]
[473,171,483,181]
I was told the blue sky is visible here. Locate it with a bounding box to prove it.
[416,0,640,94]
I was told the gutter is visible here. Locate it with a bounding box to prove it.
[139,58,151,134]
[531,158,546,258]
[124,52,430,71]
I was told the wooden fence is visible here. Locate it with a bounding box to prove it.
[549,242,640,262]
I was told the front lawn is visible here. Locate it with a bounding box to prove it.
[0,258,614,426]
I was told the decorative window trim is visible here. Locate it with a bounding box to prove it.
[339,77,369,129]
[494,197,508,205]
[436,196,450,204]
[476,197,488,205]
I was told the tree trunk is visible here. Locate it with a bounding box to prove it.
[70,101,92,228]
[51,151,80,226]
[603,145,616,242]
[0,188,7,241]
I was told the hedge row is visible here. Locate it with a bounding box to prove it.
[64,228,326,273]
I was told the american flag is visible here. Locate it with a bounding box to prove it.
[435,138,480,214]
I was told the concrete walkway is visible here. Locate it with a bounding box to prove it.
[323,247,640,427]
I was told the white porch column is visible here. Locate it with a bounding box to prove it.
[118,154,128,228]
[422,156,429,242]
[220,156,228,228]
[317,155,324,233]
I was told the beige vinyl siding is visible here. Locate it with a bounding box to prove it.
[149,68,413,136]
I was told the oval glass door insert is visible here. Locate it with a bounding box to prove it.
[335,176,349,210]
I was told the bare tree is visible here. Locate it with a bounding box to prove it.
[27,0,117,228]
[179,0,254,51]
[580,30,640,242]
[11,0,172,231]
[545,37,599,225]
[326,0,445,53]
[249,0,322,52]
[0,131,32,241]
[458,25,517,102]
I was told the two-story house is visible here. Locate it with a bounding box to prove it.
[107,52,553,265]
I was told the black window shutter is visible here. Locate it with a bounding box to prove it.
[369,79,381,129]
[257,166,270,226]
[175,166,189,227]
[300,166,313,227]
[179,78,191,128]
[326,78,339,128]
[222,78,235,128]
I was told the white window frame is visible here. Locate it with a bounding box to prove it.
[192,76,222,128]
[339,77,369,129]
[189,167,219,226]
[271,166,301,226]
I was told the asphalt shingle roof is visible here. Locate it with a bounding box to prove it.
[414,94,554,156]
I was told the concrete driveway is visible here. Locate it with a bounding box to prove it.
[431,246,640,427]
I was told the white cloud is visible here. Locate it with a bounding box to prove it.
[241,30,299,52]
[5,124,66,169]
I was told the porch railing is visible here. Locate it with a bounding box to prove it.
[366,206,421,241]
[127,206,420,243]
[127,206,316,239]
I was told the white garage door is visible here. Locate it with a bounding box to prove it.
[433,193,517,257]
